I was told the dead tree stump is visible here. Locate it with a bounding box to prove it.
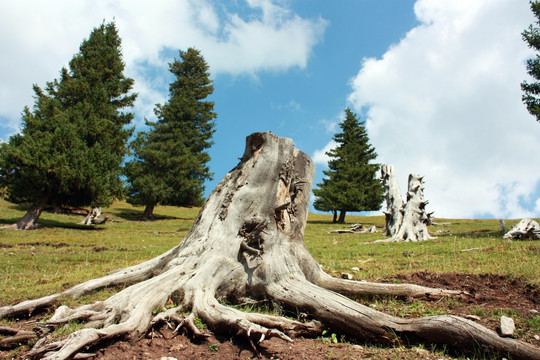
[503,218,540,240]
[0,132,538,360]
[381,165,434,242]
[381,164,403,236]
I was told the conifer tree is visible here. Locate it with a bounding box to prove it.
[0,21,136,229]
[125,48,216,219]
[522,0,540,123]
[313,108,383,223]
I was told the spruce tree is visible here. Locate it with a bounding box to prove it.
[313,108,383,223]
[522,0,540,123]
[125,48,216,219]
[0,21,136,229]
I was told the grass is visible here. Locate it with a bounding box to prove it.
[1,199,539,306]
[1,199,539,359]
[305,213,540,284]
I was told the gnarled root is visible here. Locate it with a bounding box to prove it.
[317,271,468,299]
[0,325,37,349]
[268,278,540,360]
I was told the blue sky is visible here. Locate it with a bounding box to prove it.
[1,0,539,219]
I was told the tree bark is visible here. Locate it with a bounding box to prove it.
[337,210,346,223]
[0,132,538,360]
[141,203,155,220]
[11,194,48,230]
[332,210,337,223]
[381,164,403,236]
[503,218,540,240]
[379,166,434,242]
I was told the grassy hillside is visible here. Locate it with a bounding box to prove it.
[1,199,538,307]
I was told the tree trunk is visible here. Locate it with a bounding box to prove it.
[337,210,346,223]
[381,164,403,236]
[332,210,337,223]
[11,194,48,230]
[1,132,538,360]
[141,203,155,220]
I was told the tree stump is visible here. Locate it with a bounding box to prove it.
[503,218,540,240]
[381,165,434,242]
[0,132,538,360]
[80,207,108,225]
[381,164,403,236]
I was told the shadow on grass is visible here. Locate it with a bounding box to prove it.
[0,217,104,231]
[110,209,193,222]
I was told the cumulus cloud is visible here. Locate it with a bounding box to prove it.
[0,0,326,138]
[314,0,540,218]
[312,140,336,165]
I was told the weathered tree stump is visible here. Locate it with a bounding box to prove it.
[80,207,108,225]
[0,132,538,360]
[379,165,434,242]
[381,164,403,236]
[503,218,540,240]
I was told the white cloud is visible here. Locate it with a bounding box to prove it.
[0,0,326,138]
[346,0,540,218]
[312,140,336,165]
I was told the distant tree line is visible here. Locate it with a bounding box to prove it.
[0,21,216,229]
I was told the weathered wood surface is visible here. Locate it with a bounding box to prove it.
[379,165,434,242]
[0,132,538,360]
[503,218,540,240]
[381,164,403,236]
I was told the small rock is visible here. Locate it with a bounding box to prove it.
[465,315,481,321]
[341,273,353,280]
[534,334,540,341]
[500,316,515,337]
[351,267,360,272]
[161,357,178,360]
[529,309,539,315]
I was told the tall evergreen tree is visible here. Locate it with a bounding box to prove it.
[313,108,383,223]
[125,48,216,219]
[0,21,136,229]
[522,0,540,123]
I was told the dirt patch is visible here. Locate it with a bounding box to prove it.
[19,242,69,248]
[3,272,539,360]
[386,272,539,313]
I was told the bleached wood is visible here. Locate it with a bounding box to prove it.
[391,174,434,241]
[381,164,403,236]
[80,207,107,225]
[503,218,540,240]
[379,167,435,243]
[0,132,538,360]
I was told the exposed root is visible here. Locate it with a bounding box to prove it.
[151,308,210,338]
[193,294,322,345]
[317,271,468,299]
[0,325,37,349]
[268,279,540,360]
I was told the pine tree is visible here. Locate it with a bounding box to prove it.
[0,21,136,229]
[313,108,383,223]
[522,0,540,122]
[125,48,216,219]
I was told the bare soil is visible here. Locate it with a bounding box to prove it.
[3,272,539,360]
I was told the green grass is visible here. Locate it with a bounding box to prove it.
[1,199,539,307]
[1,199,539,359]
[305,213,540,284]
